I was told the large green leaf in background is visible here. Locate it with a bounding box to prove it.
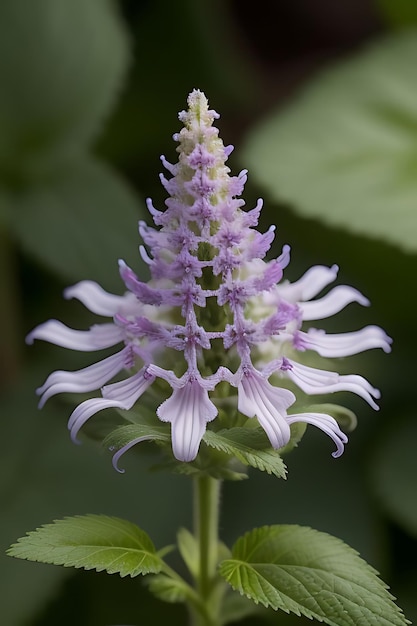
[0,0,129,181]
[243,31,417,254]
[0,0,144,290]
[9,157,144,291]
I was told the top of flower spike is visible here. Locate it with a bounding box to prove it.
[27,89,392,472]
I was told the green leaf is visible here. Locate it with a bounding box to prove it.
[243,31,417,253]
[148,574,190,604]
[203,428,287,478]
[370,414,417,536]
[9,157,144,290]
[220,525,410,625]
[8,514,163,578]
[0,0,129,180]
[177,527,199,579]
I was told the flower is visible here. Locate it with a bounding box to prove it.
[28,90,391,466]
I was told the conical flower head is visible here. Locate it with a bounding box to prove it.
[28,90,391,470]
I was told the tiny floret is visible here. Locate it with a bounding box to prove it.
[28,89,391,466]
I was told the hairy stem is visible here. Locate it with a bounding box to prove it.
[191,475,222,626]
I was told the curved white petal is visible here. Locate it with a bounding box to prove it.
[26,320,124,351]
[111,435,156,473]
[287,412,348,458]
[68,370,154,441]
[300,285,370,321]
[299,326,392,357]
[102,368,155,402]
[157,379,217,461]
[36,348,130,407]
[68,398,128,443]
[238,367,295,449]
[284,360,380,409]
[64,281,132,316]
[278,265,338,302]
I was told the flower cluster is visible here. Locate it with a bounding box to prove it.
[28,90,391,465]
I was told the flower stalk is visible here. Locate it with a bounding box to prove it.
[193,476,222,626]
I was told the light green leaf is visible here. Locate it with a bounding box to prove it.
[147,574,190,604]
[177,527,199,579]
[8,514,163,577]
[10,157,144,290]
[220,525,409,625]
[203,428,286,478]
[0,0,129,179]
[243,31,417,253]
[370,414,417,536]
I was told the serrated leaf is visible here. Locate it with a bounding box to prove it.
[203,428,286,478]
[10,157,144,290]
[243,31,417,253]
[220,525,409,625]
[8,515,163,578]
[371,414,417,536]
[0,0,129,180]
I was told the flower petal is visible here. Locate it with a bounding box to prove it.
[284,360,381,409]
[68,369,154,442]
[157,378,217,461]
[64,280,136,316]
[238,366,295,449]
[101,368,155,401]
[68,398,128,443]
[26,320,124,351]
[298,326,392,357]
[278,264,338,301]
[300,285,370,321]
[287,412,348,458]
[36,348,131,407]
[111,436,156,473]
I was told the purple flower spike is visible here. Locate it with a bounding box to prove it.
[28,90,391,467]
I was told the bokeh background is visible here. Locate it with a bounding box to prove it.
[1,1,417,624]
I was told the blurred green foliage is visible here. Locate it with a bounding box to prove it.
[1,0,417,624]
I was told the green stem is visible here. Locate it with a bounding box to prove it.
[192,475,222,626]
